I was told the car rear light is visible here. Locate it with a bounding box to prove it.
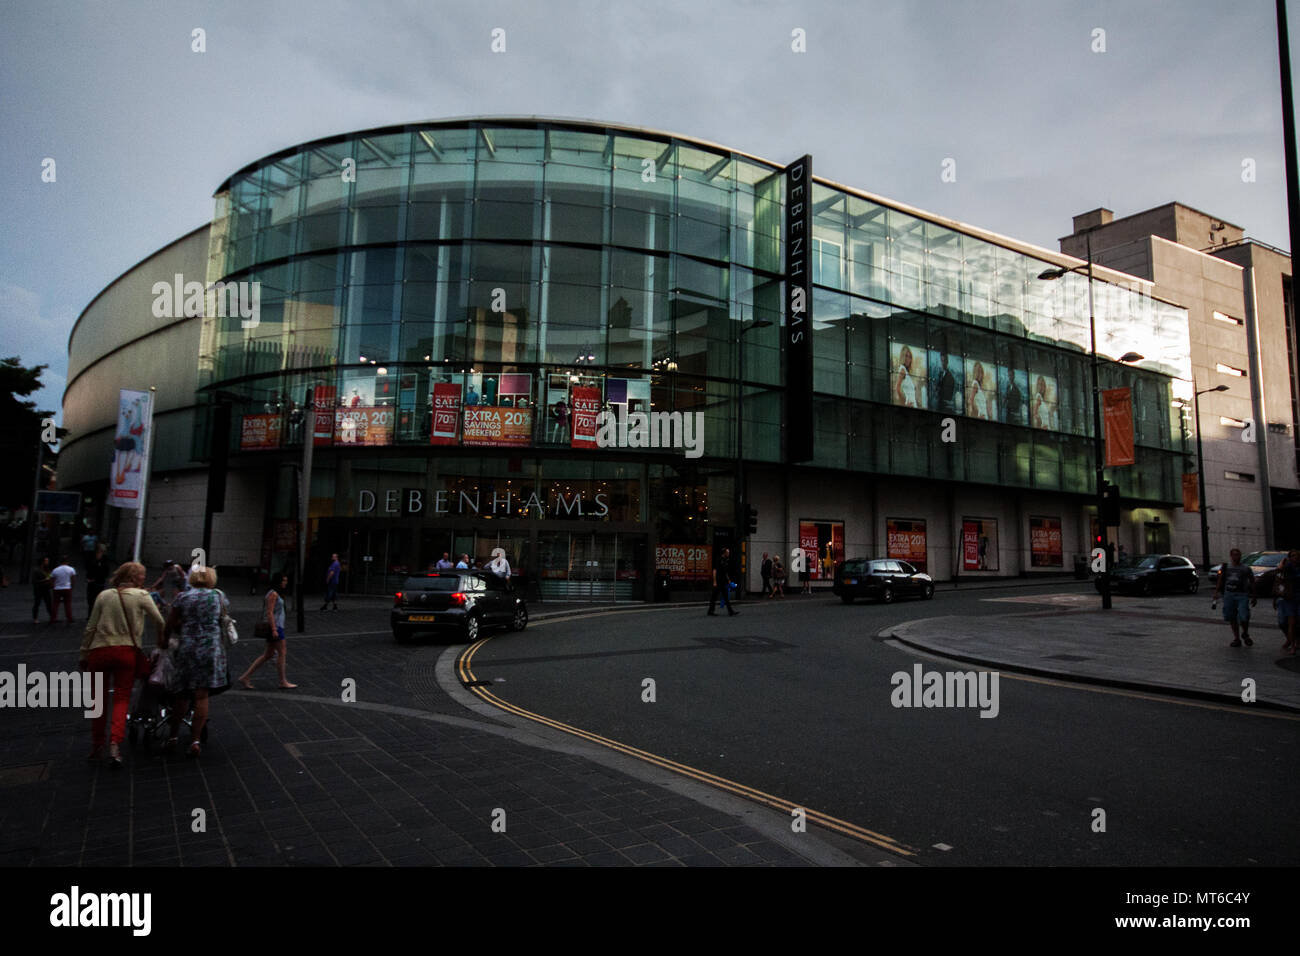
[394,591,403,606]
[450,592,467,606]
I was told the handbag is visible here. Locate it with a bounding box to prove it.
[254,620,272,640]
[217,590,238,645]
[117,589,152,680]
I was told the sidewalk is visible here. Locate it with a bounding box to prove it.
[0,567,883,867]
[882,591,1300,712]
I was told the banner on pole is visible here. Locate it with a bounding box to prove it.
[1102,387,1135,466]
[109,389,153,509]
[1183,473,1199,513]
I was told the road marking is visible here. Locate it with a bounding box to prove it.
[458,637,916,858]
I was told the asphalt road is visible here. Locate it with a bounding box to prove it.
[452,583,1300,866]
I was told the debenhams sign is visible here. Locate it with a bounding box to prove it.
[357,487,611,518]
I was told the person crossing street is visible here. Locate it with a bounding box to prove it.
[707,547,738,617]
[1212,548,1255,647]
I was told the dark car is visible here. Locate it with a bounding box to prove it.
[833,558,934,604]
[391,571,527,642]
[1100,553,1198,595]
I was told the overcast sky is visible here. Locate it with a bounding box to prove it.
[2,0,1297,419]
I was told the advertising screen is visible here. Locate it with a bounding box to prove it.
[889,340,927,409]
[961,518,999,571]
[1029,516,1064,567]
[463,406,533,447]
[240,413,282,450]
[887,518,928,572]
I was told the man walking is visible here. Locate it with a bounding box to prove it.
[760,552,772,598]
[1212,548,1255,647]
[49,556,76,625]
[707,547,738,617]
[436,551,454,571]
[321,552,341,611]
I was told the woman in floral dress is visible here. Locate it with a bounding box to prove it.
[164,565,231,756]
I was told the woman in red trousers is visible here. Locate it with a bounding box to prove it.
[80,561,167,768]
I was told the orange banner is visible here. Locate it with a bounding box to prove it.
[1102,387,1135,466]
[1183,472,1199,513]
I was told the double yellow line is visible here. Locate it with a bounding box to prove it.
[458,637,915,858]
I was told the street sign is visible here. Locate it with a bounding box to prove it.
[35,491,82,515]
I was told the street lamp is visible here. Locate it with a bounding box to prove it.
[1193,384,1230,571]
[1038,230,1143,609]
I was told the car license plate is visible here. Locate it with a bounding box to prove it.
[408,615,437,622]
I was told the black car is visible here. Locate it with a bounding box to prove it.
[832,558,934,604]
[391,571,527,642]
[1100,553,1198,595]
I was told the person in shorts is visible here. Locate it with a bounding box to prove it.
[1275,549,1300,654]
[1212,548,1255,647]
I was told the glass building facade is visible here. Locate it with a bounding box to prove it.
[195,119,1191,595]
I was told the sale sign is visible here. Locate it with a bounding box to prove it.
[430,382,462,446]
[886,518,927,572]
[313,385,336,446]
[240,414,282,451]
[1029,516,1063,567]
[655,544,712,581]
[335,407,393,446]
[463,406,532,447]
[570,386,601,448]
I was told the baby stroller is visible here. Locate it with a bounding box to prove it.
[126,645,207,752]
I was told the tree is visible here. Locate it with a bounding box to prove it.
[0,356,64,509]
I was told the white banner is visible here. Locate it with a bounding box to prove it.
[108,389,153,509]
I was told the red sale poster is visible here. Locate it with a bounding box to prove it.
[313,385,336,446]
[570,386,601,448]
[430,382,462,446]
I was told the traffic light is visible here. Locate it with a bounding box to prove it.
[746,506,758,535]
[1101,481,1122,526]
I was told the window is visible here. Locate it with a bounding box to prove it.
[1216,363,1246,377]
[1220,416,1247,428]
[1213,311,1243,326]
[1224,471,1255,482]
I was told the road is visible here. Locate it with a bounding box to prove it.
[453,583,1300,866]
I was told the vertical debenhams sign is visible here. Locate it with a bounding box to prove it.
[785,155,814,462]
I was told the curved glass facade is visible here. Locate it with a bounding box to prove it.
[196,119,1191,591]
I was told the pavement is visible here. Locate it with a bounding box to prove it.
[882,589,1300,712]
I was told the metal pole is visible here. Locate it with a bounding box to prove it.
[1087,233,1112,609]
[131,387,158,563]
[296,387,314,633]
[1277,1,1300,288]
[21,439,45,584]
[1195,388,1211,570]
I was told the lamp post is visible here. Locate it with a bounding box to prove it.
[1193,384,1230,571]
[1038,230,1143,610]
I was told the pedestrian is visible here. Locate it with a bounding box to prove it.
[772,556,786,598]
[1275,549,1300,654]
[164,565,234,756]
[239,573,297,691]
[80,561,167,768]
[49,556,76,624]
[151,560,185,605]
[489,548,511,582]
[80,529,98,570]
[31,556,53,625]
[436,551,454,571]
[456,553,470,569]
[707,547,738,616]
[1211,548,1255,647]
[760,552,772,598]
[799,554,812,595]
[86,543,112,611]
[321,552,341,610]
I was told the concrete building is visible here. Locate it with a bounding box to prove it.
[1061,203,1296,561]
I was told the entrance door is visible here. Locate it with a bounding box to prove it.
[1144,522,1171,554]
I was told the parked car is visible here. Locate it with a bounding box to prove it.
[833,558,934,604]
[1207,550,1286,586]
[392,570,527,642]
[1100,553,1198,595]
